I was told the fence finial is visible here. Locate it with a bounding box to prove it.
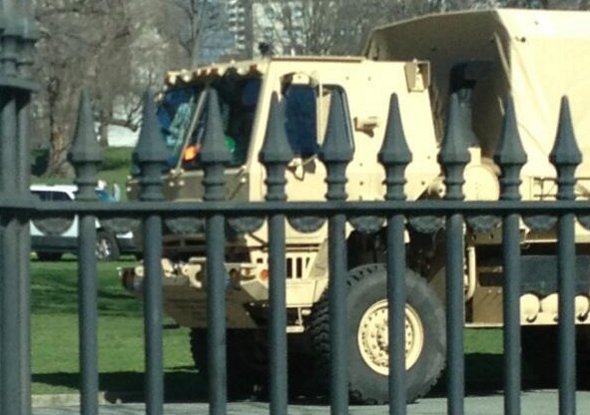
[320,88,353,202]
[550,97,582,168]
[320,89,354,164]
[69,90,102,164]
[550,96,582,201]
[68,90,102,200]
[438,93,471,200]
[199,89,232,165]
[200,89,231,202]
[133,90,168,201]
[259,92,293,165]
[134,90,168,165]
[260,92,293,203]
[494,97,527,201]
[378,93,412,201]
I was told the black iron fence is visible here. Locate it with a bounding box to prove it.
[1,4,589,415]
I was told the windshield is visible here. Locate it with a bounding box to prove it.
[156,86,203,168]
[181,76,261,170]
[147,76,261,173]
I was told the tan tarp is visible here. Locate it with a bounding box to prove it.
[365,9,590,178]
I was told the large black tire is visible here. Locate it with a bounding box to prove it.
[308,263,446,404]
[190,328,268,397]
[96,230,120,261]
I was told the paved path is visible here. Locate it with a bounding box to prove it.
[32,390,590,414]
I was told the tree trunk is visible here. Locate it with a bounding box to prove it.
[46,127,74,177]
[98,121,109,148]
[44,82,77,178]
[98,108,110,148]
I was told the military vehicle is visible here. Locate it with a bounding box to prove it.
[121,9,590,403]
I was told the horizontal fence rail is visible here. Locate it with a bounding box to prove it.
[11,199,590,215]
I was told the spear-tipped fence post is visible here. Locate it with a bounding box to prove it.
[133,90,168,415]
[378,93,412,414]
[259,92,293,415]
[319,88,354,414]
[199,88,232,415]
[0,3,38,414]
[68,90,103,415]
[494,97,527,415]
[70,90,103,199]
[549,96,582,415]
[438,94,471,415]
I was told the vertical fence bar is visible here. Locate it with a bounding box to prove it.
[438,95,470,415]
[0,85,24,415]
[494,98,526,415]
[199,89,232,415]
[17,92,32,414]
[1,3,38,412]
[77,216,99,415]
[379,94,412,415]
[319,89,354,415]
[17,21,35,406]
[134,92,169,415]
[260,93,293,415]
[549,97,581,415]
[69,91,103,415]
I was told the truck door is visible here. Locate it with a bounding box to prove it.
[279,75,329,243]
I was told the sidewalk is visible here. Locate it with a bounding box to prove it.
[32,390,590,414]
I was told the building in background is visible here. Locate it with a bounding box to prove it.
[222,0,308,59]
[251,1,306,57]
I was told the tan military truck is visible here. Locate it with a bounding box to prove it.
[121,9,590,403]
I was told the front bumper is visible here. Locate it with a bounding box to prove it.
[120,259,270,328]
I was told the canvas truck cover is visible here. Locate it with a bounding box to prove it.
[365,9,590,178]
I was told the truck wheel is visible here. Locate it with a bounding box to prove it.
[308,263,446,404]
[96,231,120,261]
[190,328,268,397]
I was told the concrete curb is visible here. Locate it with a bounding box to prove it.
[32,392,143,408]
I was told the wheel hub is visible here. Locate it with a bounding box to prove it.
[358,299,424,375]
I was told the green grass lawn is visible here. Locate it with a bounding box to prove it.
[29,147,207,397]
[31,258,505,397]
[31,259,197,397]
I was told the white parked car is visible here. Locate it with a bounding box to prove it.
[30,184,136,261]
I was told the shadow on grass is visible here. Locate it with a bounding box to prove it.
[33,351,590,404]
[31,352,507,405]
[429,352,504,398]
[415,351,578,398]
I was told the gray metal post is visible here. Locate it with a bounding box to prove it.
[494,97,527,415]
[0,2,37,413]
[379,94,412,415]
[438,94,470,415]
[319,88,354,415]
[199,89,232,415]
[260,92,293,415]
[69,91,104,415]
[134,91,169,415]
[549,97,581,415]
